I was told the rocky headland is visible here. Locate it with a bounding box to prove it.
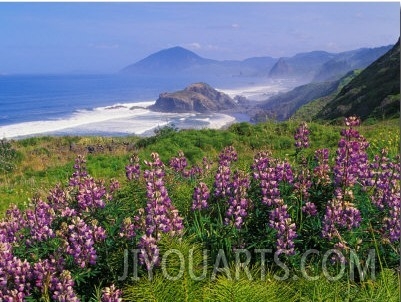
[149,82,238,113]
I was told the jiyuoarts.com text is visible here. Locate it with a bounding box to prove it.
[118,248,376,282]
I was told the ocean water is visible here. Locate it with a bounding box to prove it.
[0,73,289,139]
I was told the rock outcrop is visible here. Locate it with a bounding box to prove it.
[149,83,237,113]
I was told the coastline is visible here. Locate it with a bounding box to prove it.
[0,100,241,140]
[0,80,285,140]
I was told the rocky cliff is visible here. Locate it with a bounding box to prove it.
[149,83,237,113]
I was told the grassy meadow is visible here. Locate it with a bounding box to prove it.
[0,118,399,301]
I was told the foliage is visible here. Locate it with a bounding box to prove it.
[0,138,19,172]
[317,40,400,121]
[0,117,399,300]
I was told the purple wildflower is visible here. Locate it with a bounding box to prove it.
[313,148,331,186]
[101,284,123,302]
[136,153,184,269]
[119,217,137,239]
[76,177,108,211]
[25,198,55,245]
[51,270,79,302]
[322,188,361,240]
[62,217,106,268]
[252,152,281,207]
[137,234,160,270]
[169,150,188,173]
[334,116,369,188]
[192,182,210,211]
[225,171,251,229]
[269,202,297,255]
[302,202,318,216]
[293,157,312,203]
[69,155,88,186]
[294,122,309,151]
[125,154,141,181]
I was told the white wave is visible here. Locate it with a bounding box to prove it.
[0,101,237,139]
[217,81,295,101]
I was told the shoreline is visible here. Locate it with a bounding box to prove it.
[0,102,242,140]
[0,80,288,140]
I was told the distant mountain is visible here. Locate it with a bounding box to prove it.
[313,45,393,82]
[120,44,394,83]
[120,46,215,74]
[149,82,237,113]
[316,39,400,121]
[120,46,278,77]
[269,51,335,81]
[268,46,392,82]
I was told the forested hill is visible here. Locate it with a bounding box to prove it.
[316,39,400,121]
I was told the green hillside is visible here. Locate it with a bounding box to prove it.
[0,118,399,301]
[292,70,361,121]
[316,39,400,121]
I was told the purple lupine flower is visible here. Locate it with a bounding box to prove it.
[109,179,120,194]
[225,171,251,229]
[252,152,297,254]
[252,152,281,207]
[169,150,188,173]
[47,185,68,212]
[192,182,210,211]
[269,202,297,255]
[0,204,26,244]
[334,117,369,188]
[0,253,32,301]
[293,157,312,203]
[76,177,107,211]
[302,202,318,216]
[313,148,331,185]
[213,147,237,198]
[137,234,160,270]
[383,205,400,243]
[25,198,55,245]
[119,217,137,239]
[125,154,141,181]
[202,156,213,172]
[214,164,232,198]
[51,270,79,302]
[219,146,238,164]
[294,122,309,151]
[344,115,360,127]
[331,242,347,264]
[69,155,88,186]
[32,258,57,292]
[143,153,184,236]
[137,153,184,269]
[62,217,106,268]
[275,160,294,184]
[169,151,204,178]
[367,150,401,242]
[322,188,361,240]
[101,284,123,302]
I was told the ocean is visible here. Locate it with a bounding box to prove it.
[0,73,290,139]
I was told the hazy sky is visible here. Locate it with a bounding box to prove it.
[0,2,399,74]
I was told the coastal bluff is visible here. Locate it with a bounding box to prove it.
[149,82,237,113]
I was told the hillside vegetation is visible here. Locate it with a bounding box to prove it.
[317,39,400,121]
[1,119,399,213]
[0,116,400,300]
[292,70,362,121]
[0,117,399,301]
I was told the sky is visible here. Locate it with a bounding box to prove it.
[0,2,399,74]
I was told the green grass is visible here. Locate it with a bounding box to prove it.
[0,118,400,300]
[1,119,399,214]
